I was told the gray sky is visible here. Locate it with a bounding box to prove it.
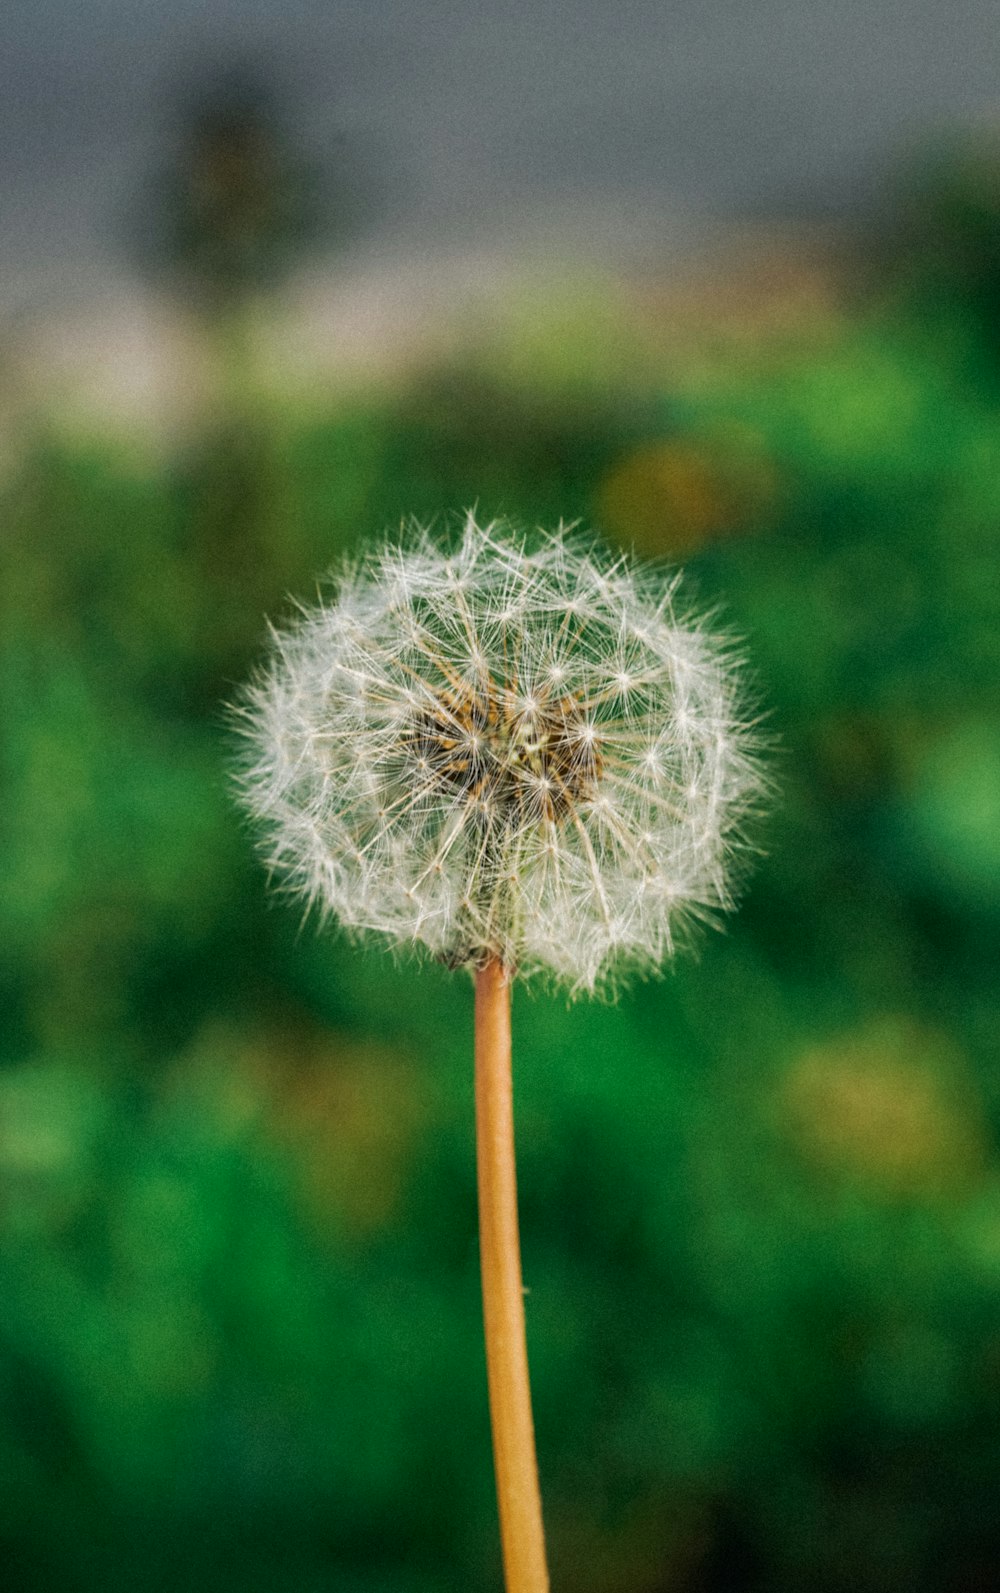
[2,0,1000,309]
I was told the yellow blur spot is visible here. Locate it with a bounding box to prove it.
[597,426,779,557]
[781,1017,983,1199]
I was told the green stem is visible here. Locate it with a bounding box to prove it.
[474,959,550,1593]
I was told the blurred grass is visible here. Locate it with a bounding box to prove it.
[1,223,1000,1593]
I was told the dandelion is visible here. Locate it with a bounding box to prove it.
[233,515,767,1593]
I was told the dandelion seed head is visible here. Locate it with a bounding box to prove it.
[233,516,768,995]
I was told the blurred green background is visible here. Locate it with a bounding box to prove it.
[3,75,1000,1593]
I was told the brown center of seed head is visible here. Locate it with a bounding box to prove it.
[408,677,602,823]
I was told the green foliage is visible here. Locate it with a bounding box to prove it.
[1,256,999,1592]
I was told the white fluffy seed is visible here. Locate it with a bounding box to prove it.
[232,515,767,995]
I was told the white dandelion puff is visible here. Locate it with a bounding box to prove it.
[232,515,767,995]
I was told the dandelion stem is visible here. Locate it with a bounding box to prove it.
[474,958,550,1593]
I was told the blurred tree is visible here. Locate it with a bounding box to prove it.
[130,63,368,691]
[135,63,344,314]
[886,128,1000,378]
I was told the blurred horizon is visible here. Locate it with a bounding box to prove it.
[4,0,1000,313]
